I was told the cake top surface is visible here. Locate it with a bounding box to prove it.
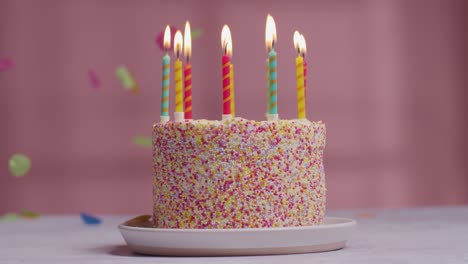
[153,117,325,128]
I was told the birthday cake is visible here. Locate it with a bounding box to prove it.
[152,118,326,229]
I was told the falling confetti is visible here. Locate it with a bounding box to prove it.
[116,66,139,93]
[9,153,31,177]
[1,212,19,221]
[124,215,151,227]
[355,211,377,219]
[132,136,152,149]
[20,209,40,219]
[156,25,179,51]
[88,69,101,89]
[0,58,14,71]
[80,212,102,225]
[191,28,204,40]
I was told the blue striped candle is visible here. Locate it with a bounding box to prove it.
[161,53,170,117]
[268,49,277,115]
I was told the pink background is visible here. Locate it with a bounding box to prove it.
[1,0,467,214]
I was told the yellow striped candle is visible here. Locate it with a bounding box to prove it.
[295,55,305,119]
[174,31,184,114]
[294,31,306,119]
[174,59,183,113]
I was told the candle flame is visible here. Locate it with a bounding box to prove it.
[184,21,192,60]
[174,30,183,58]
[163,25,171,50]
[221,25,232,57]
[265,14,277,51]
[299,34,307,57]
[293,30,301,54]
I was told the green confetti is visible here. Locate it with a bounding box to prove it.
[116,66,136,90]
[191,28,204,40]
[9,153,31,177]
[132,136,152,149]
[1,213,19,221]
[20,209,40,219]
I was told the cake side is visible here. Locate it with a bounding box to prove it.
[152,118,326,228]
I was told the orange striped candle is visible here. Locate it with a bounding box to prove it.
[222,55,231,116]
[221,25,232,118]
[183,21,192,120]
[184,63,192,119]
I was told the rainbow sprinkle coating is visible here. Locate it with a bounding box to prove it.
[152,118,326,229]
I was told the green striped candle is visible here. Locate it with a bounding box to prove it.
[161,53,170,117]
[161,25,171,122]
[268,49,277,115]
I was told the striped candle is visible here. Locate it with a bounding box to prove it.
[268,49,278,115]
[265,15,278,117]
[173,30,184,116]
[222,55,231,115]
[184,63,192,119]
[266,59,269,115]
[302,34,308,107]
[174,58,183,113]
[221,25,232,117]
[183,21,192,120]
[161,54,170,117]
[230,64,235,117]
[304,60,307,96]
[296,54,305,119]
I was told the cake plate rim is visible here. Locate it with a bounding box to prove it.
[118,216,356,256]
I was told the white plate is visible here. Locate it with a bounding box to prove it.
[118,215,356,256]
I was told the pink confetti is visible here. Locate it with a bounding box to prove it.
[0,58,14,71]
[155,26,179,52]
[88,69,101,89]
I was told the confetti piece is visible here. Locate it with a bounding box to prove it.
[355,212,376,219]
[191,28,204,40]
[20,209,40,219]
[115,66,139,93]
[132,136,152,149]
[9,154,31,177]
[1,213,19,221]
[88,69,101,89]
[124,215,151,227]
[155,26,179,51]
[80,212,102,225]
[0,58,14,71]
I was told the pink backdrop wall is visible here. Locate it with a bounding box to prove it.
[1,0,467,214]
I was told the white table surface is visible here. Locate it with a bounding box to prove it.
[1,206,467,264]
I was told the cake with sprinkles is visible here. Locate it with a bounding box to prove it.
[152,118,326,229]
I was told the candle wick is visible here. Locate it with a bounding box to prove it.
[224,42,228,55]
[272,39,275,50]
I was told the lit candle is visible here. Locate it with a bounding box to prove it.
[173,30,184,121]
[230,64,235,117]
[160,25,171,123]
[221,25,232,119]
[294,31,305,119]
[265,14,278,121]
[301,34,307,102]
[266,59,269,116]
[183,21,193,120]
